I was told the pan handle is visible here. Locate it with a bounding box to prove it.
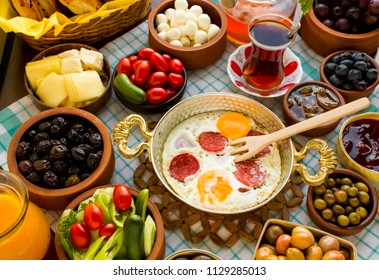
[112,114,154,161]
[294,138,338,186]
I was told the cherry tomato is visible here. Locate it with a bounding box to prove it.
[169,58,184,73]
[99,223,117,240]
[128,55,138,67]
[113,184,132,212]
[129,73,136,84]
[147,71,167,88]
[116,58,131,76]
[165,87,178,99]
[132,60,144,73]
[138,48,155,60]
[167,72,184,88]
[70,222,91,250]
[162,54,172,65]
[146,87,168,105]
[150,52,169,72]
[84,202,104,230]
[134,60,151,85]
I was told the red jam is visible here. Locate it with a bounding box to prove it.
[342,119,379,171]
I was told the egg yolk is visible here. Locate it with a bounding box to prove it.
[197,170,233,205]
[216,112,252,140]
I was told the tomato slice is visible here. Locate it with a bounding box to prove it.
[113,184,132,212]
[84,202,104,230]
[70,222,91,250]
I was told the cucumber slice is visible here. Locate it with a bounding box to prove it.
[135,189,149,221]
[143,215,157,258]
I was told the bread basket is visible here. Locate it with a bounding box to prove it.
[7,0,151,51]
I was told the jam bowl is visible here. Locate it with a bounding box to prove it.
[112,93,338,215]
[337,112,379,190]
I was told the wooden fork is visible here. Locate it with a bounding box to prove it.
[229,97,370,162]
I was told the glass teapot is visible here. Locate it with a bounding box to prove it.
[220,0,298,45]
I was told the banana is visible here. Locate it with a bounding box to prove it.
[11,0,44,21]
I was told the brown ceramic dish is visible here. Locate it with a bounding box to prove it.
[112,54,187,114]
[253,218,357,260]
[25,43,112,114]
[337,112,379,190]
[54,185,166,260]
[148,0,227,70]
[306,168,378,236]
[282,80,346,137]
[7,107,115,210]
[320,50,379,103]
[165,249,221,260]
[300,1,379,57]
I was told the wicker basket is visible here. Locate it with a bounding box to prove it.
[19,0,152,51]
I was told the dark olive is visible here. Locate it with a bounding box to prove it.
[353,80,368,90]
[332,204,345,216]
[324,62,338,75]
[64,174,81,187]
[335,64,349,78]
[68,165,80,175]
[366,68,378,82]
[38,121,52,132]
[342,81,354,90]
[264,225,284,245]
[344,205,354,215]
[18,160,33,175]
[52,160,67,174]
[87,152,102,169]
[43,171,60,188]
[33,132,49,143]
[33,159,51,173]
[50,124,62,136]
[353,52,369,62]
[26,172,40,184]
[353,61,368,73]
[66,129,83,144]
[71,123,85,134]
[16,141,31,159]
[28,153,39,162]
[35,140,51,154]
[51,116,67,127]
[348,69,362,83]
[340,59,354,68]
[71,147,86,161]
[80,173,91,181]
[77,144,94,154]
[328,74,344,87]
[89,133,103,148]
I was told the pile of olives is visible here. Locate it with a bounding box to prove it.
[256,224,349,260]
[312,176,371,227]
[16,115,103,189]
[314,0,379,34]
[324,51,378,91]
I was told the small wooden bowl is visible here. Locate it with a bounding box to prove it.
[165,249,221,260]
[320,50,379,103]
[282,80,346,137]
[300,1,379,57]
[148,0,227,70]
[54,185,166,260]
[306,168,378,236]
[253,218,357,260]
[7,107,115,210]
[25,43,112,114]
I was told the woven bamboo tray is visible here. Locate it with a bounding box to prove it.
[20,0,151,51]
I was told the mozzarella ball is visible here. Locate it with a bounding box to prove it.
[187,12,198,23]
[155,13,168,26]
[158,31,167,41]
[189,5,203,17]
[179,36,191,47]
[170,39,183,47]
[164,8,176,21]
[182,20,198,36]
[174,9,188,25]
[192,43,202,47]
[174,0,188,10]
[207,24,221,40]
[166,27,182,41]
[157,22,170,33]
[194,30,208,44]
[197,14,211,31]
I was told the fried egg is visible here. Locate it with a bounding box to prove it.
[161,110,282,212]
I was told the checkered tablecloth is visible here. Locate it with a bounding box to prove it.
[1,19,378,260]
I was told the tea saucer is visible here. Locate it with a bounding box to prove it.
[227,44,303,98]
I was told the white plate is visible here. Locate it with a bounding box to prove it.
[227,44,303,98]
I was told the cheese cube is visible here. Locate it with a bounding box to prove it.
[60,57,84,74]
[58,49,80,59]
[25,57,61,91]
[79,48,104,72]
[36,72,68,107]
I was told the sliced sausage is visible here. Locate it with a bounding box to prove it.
[198,131,228,153]
[169,153,200,182]
[233,159,266,188]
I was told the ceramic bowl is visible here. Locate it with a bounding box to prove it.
[253,218,357,260]
[300,1,379,57]
[337,112,379,190]
[320,50,379,103]
[25,43,112,114]
[54,185,166,260]
[165,249,221,260]
[282,80,346,137]
[112,53,187,114]
[148,0,227,70]
[7,107,115,210]
[306,168,378,236]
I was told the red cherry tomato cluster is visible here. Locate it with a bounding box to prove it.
[116,48,185,105]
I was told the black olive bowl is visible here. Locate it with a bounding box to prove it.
[112,53,187,115]
[7,107,115,210]
[320,50,379,103]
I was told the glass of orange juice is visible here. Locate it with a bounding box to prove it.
[0,170,50,260]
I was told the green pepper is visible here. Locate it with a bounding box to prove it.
[94,227,124,260]
[110,202,129,228]
[124,214,144,260]
[95,191,112,223]
[84,236,105,260]
[135,189,149,221]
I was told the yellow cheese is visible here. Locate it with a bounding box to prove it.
[36,72,68,107]
[26,57,61,91]
[64,71,105,103]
